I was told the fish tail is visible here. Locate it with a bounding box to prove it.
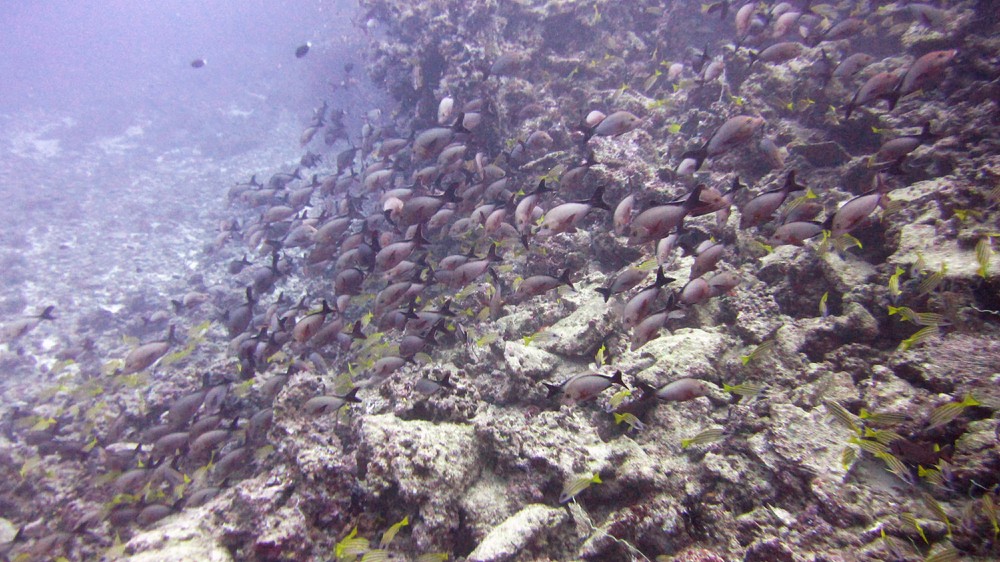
[544,383,562,399]
[38,305,56,321]
[411,224,430,246]
[684,184,705,210]
[343,388,362,403]
[679,147,708,173]
[882,90,901,112]
[451,112,471,134]
[559,268,575,291]
[610,370,627,389]
[636,381,658,396]
[349,321,366,340]
[595,287,613,302]
[589,186,611,211]
[486,243,502,262]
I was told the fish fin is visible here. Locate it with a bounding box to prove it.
[342,387,362,403]
[559,268,575,291]
[595,287,613,302]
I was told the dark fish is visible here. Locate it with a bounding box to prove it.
[680,277,711,305]
[622,267,674,328]
[844,71,900,119]
[488,53,522,78]
[631,298,685,351]
[295,42,312,58]
[629,185,704,245]
[707,271,740,296]
[190,58,206,68]
[875,122,937,165]
[769,221,824,247]
[537,187,610,236]
[691,44,710,74]
[511,268,574,303]
[677,115,765,174]
[886,49,958,110]
[690,242,725,279]
[833,53,874,79]
[123,325,176,375]
[414,373,453,396]
[829,173,891,237]
[303,388,362,416]
[545,370,627,402]
[749,42,803,66]
[228,255,252,274]
[1,305,56,342]
[595,267,649,302]
[585,111,642,142]
[739,170,805,229]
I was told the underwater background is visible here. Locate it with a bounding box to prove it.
[1,1,999,560]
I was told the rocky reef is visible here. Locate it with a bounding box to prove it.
[2,1,1000,561]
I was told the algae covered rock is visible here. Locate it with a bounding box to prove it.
[359,414,481,549]
[125,512,232,562]
[466,504,569,562]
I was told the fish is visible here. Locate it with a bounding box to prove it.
[887,50,958,110]
[622,267,675,328]
[690,241,725,279]
[595,266,649,302]
[677,115,765,173]
[544,370,627,402]
[927,394,980,428]
[515,180,552,234]
[559,472,602,504]
[769,220,824,247]
[629,185,705,244]
[652,378,711,401]
[414,373,453,396]
[832,53,874,79]
[511,268,574,303]
[487,53,523,78]
[829,173,891,237]
[749,42,803,66]
[537,186,610,236]
[707,271,740,296]
[874,122,937,165]
[631,299,685,350]
[739,170,806,229]
[122,325,176,375]
[413,116,471,160]
[295,42,312,58]
[190,58,206,68]
[1,305,56,342]
[735,2,757,41]
[292,300,335,343]
[681,427,724,448]
[613,194,635,235]
[844,71,900,119]
[680,277,711,305]
[303,388,362,416]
